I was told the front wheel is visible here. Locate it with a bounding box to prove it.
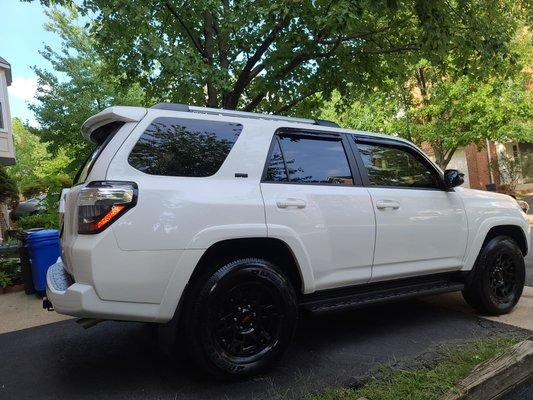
[462,236,525,315]
[184,258,298,379]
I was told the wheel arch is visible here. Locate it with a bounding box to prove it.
[482,225,528,256]
[186,237,306,295]
[463,219,529,273]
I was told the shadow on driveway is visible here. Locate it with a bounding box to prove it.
[0,299,528,400]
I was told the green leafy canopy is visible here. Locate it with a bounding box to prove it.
[25,0,531,173]
[29,0,528,115]
[29,7,146,172]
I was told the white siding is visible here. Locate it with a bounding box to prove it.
[0,68,15,165]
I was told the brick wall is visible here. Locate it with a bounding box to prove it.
[464,142,500,190]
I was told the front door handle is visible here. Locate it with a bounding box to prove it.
[276,198,307,209]
[376,200,400,210]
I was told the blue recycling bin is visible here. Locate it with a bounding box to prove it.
[27,229,60,292]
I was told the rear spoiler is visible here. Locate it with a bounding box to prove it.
[81,106,147,142]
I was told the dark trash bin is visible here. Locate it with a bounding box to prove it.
[27,229,60,294]
[486,183,497,192]
[16,228,44,295]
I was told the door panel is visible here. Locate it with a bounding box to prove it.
[369,187,467,281]
[351,138,468,281]
[261,183,375,290]
[261,130,375,291]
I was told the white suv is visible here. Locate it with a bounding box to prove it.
[46,103,530,378]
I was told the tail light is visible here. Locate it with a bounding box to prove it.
[77,181,137,234]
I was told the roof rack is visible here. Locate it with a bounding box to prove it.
[150,103,339,128]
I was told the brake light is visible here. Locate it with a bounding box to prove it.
[77,182,137,234]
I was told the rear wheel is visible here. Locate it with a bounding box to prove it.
[462,236,525,315]
[184,258,298,379]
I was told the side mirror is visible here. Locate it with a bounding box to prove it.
[444,169,464,189]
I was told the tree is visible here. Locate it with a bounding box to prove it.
[404,24,532,169]
[320,86,411,137]
[30,7,146,174]
[33,0,526,115]
[408,70,531,169]
[490,153,526,193]
[8,118,71,190]
[320,27,532,170]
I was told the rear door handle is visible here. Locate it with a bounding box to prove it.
[376,200,400,210]
[276,198,307,209]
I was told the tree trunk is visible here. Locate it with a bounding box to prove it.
[433,147,447,169]
[431,142,457,170]
[203,12,218,108]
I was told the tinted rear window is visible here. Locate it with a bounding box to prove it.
[265,134,353,185]
[129,117,242,177]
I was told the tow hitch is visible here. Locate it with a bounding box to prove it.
[42,297,54,311]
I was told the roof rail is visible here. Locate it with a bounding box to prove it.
[150,103,339,128]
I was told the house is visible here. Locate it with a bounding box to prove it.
[495,141,533,192]
[441,141,532,193]
[0,56,16,241]
[0,57,15,165]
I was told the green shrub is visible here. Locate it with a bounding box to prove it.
[21,174,72,198]
[0,166,18,203]
[18,212,59,230]
[0,257,21,288]
[0,270,12,288]
[21,181,48,198]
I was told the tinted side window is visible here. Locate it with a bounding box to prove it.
[265,134,353,185]
[356,142,439,188]
[129,117,242,177]
[265,139,288,182]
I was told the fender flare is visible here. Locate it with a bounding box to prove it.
[462,216,529,272]
[157,224,315,321]
[266,224,316,293]
[185,223,315,293]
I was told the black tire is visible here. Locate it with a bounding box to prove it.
[462,235,525,315]
[183,258,298,379]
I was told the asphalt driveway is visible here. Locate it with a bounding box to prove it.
[1,297,530,400]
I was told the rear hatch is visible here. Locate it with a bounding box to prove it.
[60,107,146,273]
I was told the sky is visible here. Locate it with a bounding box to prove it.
[0,0,61,125]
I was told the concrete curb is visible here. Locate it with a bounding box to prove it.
[442,340,533,400]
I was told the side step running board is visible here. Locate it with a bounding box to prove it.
[300,276,465,313]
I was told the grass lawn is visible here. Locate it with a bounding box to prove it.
[311,336,520,400]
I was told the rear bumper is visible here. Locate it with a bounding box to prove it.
[46,260,161,322]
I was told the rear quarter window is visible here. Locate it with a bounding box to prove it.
[74,122,125,185]
[128,117,242,177]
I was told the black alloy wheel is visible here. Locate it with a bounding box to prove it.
[184,258,298,379]
[487,252,517,304]
[462,235,525,315]
[212,281,284,360]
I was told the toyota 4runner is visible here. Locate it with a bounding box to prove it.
[46,103,530,378]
